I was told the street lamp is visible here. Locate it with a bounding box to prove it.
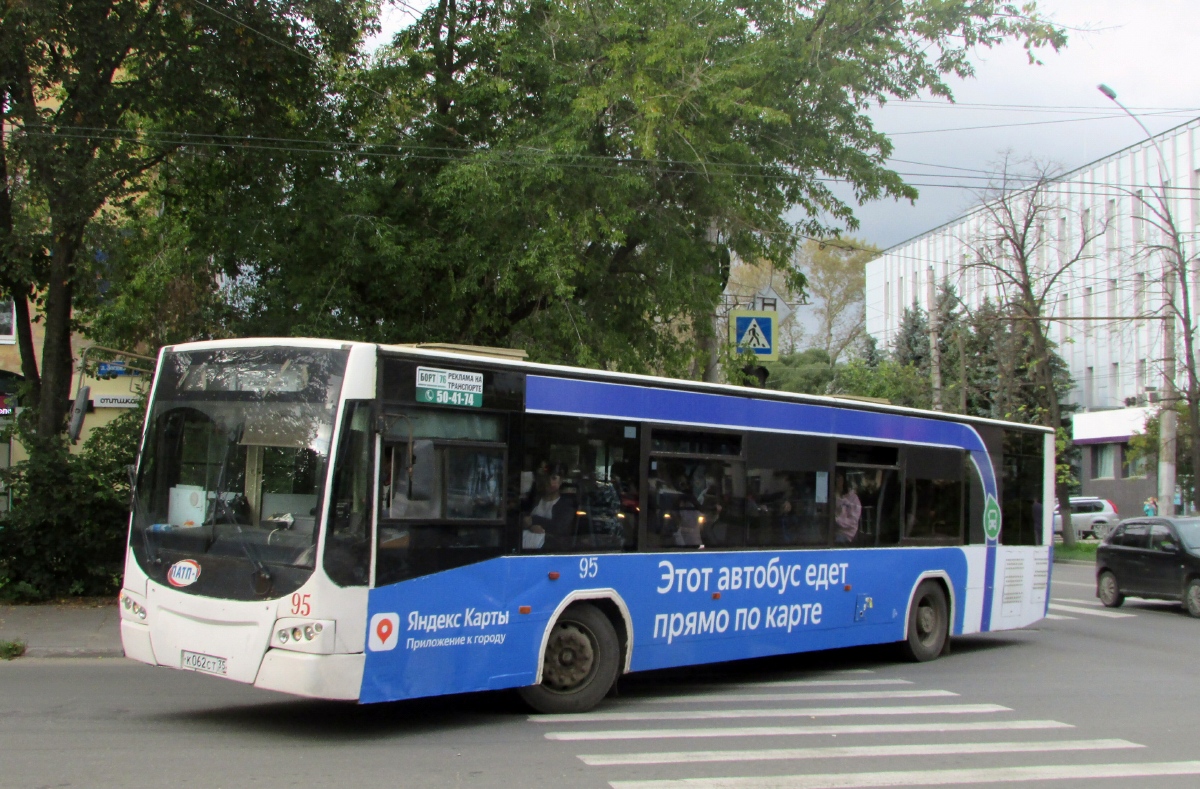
[1097,83,1179,515]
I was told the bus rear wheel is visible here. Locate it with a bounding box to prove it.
[519,603,619,714]
[901,581,948,662]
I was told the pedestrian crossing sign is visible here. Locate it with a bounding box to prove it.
[730,309,778,361]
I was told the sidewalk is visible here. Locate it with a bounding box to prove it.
[0,599,124,658]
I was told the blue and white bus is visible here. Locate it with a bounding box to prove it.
[120,339,1052,712]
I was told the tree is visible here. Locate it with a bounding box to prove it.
[796,238,877,366]
[766,347,836,395]
[959,156,1103,548]
[831,357,931,409]
[893,303,931,370]
[0,0,373,441]
[184,0,1065,376]
[1128,403,1194,510]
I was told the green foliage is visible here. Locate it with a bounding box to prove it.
[892,304,931,371]
[0,405,144,602]
[1128,404,1193,506]
[0,640,26,660]
[766,348,837,395]
[831,357,932,408]
[123,0,1064,375]
[1,0,375,438]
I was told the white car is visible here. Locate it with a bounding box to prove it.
[1053,497,1119,540]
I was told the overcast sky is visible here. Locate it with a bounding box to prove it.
[367,0,1200,250]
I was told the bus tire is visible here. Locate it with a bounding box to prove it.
[901,581,948,662]
[519,603,620,714]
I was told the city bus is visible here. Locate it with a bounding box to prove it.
[119,338,1052,713]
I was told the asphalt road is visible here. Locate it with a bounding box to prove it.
[2,562,1198,789]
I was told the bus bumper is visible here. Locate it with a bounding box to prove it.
[254,650,364,701]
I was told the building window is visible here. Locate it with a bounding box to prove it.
[0,299,14,343]
[1134,190,1144,242]
[1091,444,1116,480]
[1121,444,1147,479]
[1083,286,1093,338]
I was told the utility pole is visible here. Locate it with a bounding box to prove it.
[1161,277,1179,515]
[927,265,943,411]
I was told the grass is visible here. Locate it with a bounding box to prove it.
[1053,541,1099,563]
[0,640,26,660]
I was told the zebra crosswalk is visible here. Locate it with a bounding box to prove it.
[533,670,1200,788]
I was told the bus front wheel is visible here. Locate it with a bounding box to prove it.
[901,581,948,662]
[520,603,620,714]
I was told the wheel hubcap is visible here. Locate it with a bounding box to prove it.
[1101,575,1116,602]
[916,603,936,642]
[542,622,596,691]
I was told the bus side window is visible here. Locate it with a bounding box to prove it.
[834,443,902,548]
[903,447,965,544]
[519,415,640,553]
[743,432,832,548]
[1001,430,1045,546]
[323,401,373,586]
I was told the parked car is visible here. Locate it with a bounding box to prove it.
[1053,496,1119,540]
[1096,517,1200,617]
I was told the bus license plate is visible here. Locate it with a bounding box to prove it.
[181,650,228,676]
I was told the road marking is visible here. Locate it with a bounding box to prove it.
[1047,602,1135,618]
[645,690,957,704]
[737,679,911,689]
[1052,580,1096,589]
[608,760,1200,788]
[579,738,1142,766]
[1052,597,1102,606]
[1044,614,1076,620]
[530,703,1010,724]
[546,719,1073,742]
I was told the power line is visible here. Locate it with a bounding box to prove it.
[886,109,1191,136]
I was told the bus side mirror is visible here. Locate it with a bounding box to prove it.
[68,386,90,444]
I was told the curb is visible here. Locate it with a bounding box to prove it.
[21,647,126,659]
[1052,558,1095,566]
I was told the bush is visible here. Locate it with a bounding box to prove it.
[0,406,143,602]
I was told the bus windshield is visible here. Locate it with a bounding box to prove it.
[131,346,348,600]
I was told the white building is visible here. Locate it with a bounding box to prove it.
[866,116,1200,412]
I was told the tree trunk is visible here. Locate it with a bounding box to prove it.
[36,231,81,438]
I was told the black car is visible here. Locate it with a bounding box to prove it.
[1096,517,1200,617]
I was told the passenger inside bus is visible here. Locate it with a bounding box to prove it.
[834,472,862,544]
[522,464,576,550]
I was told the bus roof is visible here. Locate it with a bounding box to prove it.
[162,337,1053,435]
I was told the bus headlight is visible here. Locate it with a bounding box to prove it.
[119,591,149,622]
[271,618,336,654]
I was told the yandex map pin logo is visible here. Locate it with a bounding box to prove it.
[368,612,399,651]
